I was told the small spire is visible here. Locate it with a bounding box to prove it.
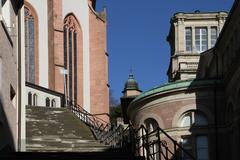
[130,66,133,75]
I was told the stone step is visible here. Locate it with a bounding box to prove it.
[26,146,110,152]
[26,139,109,148]
[1,152,145,160]
[26,106,108,152]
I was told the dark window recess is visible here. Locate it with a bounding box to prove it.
[10,85,16,101]
[51,99,56,107]
[1,0,7,6]
[64,28,67,69]
[46,98,50,107]
[28,92,32,105]
[69,31,72,101]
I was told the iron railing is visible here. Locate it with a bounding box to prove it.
[67,99,117,142]
[103,124,196,160]
[67,99,195,159]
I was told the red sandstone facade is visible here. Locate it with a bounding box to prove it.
[24,0,109,122]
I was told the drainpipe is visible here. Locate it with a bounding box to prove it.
[213,48,219,160]
[17,10,21,151]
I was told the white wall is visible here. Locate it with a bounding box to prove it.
[1,0,10,28]
[26,0,49,88]
[26,86,61,108]
[20,6,26,151]
[62,0,90,112]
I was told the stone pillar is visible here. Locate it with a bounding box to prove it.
[192,26,196,53]
[208,26,211,50]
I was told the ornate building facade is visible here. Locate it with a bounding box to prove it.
[0,0,25,152]
[0,0,109,152]
[122,0,240,159]
[23,0,109,119]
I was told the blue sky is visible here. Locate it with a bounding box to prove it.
[96,0,234,102]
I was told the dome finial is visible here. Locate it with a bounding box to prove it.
[122,71,142,96]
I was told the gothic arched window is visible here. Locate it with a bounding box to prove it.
[24,4,38,84]
[64,15,80,104]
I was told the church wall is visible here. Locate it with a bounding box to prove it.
[62,0,91,112]
[89,7,109,122]
[0,0,23,151]
[128,80,225,160]
[25,0,49,88]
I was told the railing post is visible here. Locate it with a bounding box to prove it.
[174,140,178,160]
[157,129,161,160]
[141,127,145,158]
[145,129,150,160]
[130,126,135,153]
[166,146,169,160]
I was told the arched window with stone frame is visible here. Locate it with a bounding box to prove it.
[179,110,209,160]
[24,3,39,84]
[144,118,159,160]
[63,14,83,106]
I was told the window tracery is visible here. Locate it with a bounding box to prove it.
[24,5,38,84]
[64,15,79,104]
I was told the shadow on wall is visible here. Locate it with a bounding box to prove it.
[0,99,15,153]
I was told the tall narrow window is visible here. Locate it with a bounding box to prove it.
[185,27,192,52]
[196,136,209,160]
[63,27,68,101]
[64,14,81,104]
[64,28,68,70]
[33,94,38,106]
[24,6,38,84]
[46,97,50,107]
[74,32,78,103]
[51,99,56,108]
[69,31,73,101]
[211,27,217,48]
[181,137,193,160]
[195,27,208,52]
[28,92,32,105]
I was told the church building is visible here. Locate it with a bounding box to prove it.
[0,0,109,152]
[24,0,109,119]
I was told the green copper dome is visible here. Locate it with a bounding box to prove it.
[123,74,140,92]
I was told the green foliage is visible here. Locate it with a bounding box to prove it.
[109,104,122,124]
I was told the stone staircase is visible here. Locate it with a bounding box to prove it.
[22,106,145,159]
[26,106,110,152]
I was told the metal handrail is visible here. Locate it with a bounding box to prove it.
[66,97,195,159]
[66,98,114,141]
[137,125,195,160]
[102,124,196,160]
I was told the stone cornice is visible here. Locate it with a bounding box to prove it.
[127,79,223,115]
